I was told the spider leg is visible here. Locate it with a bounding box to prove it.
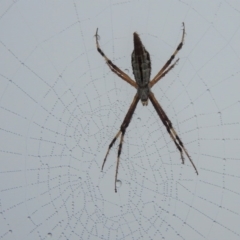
[102,93,140,192]
[102,131,121,170]
[149,59,179,88]
[95,28,137,89]
[149,92,198,175]
[150,23,185,87]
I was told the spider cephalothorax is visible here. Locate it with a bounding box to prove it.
[95,23,198,192]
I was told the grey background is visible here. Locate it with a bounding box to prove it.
[0,1,240,239]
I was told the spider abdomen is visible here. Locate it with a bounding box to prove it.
[132,32,151,105]
[132,53,151,84]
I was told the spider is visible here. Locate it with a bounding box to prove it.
[95,23,198,192]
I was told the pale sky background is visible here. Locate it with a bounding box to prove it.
[1,1,240,240]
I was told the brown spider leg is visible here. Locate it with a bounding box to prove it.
[115,132,125,192]
[150,22,185,88]
[95,28,137,89]
[149,59,179,88]
[149,92,198,175]
[102,93,140,192]
[101,131,121,171]
[106,61,137,89]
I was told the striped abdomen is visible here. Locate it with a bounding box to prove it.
[131,32,151,105]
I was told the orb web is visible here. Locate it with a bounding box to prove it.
[0,1,240,240]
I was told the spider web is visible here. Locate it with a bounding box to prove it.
[1,1,240,239]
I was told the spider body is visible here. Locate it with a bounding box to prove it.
[132,32,151,106]
[95,23,198,192]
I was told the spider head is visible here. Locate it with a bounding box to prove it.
[138,87,150,106]
[141,99,148,106]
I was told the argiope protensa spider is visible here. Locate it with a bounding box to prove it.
[95,23,198,192]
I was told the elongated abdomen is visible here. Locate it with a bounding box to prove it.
[131,32,151,105]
